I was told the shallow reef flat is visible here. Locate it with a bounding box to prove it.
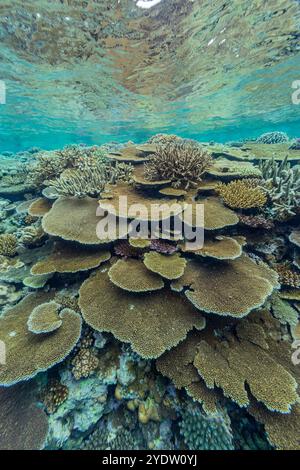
[0,133,300,450]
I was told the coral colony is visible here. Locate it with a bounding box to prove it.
[0,133,300,451]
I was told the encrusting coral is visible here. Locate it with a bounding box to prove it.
[144,140,212,189]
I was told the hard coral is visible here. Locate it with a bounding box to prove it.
[144,141,212,189]
[217,179,267,209]
[40,378,69,414]
[71,348,99,380]
[256,132,289,144]
[0,292,82,386]
[0,234,17,257]
[179,405,234,450]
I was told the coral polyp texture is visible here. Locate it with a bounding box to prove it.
[144,141,212,189]
[0,137,299,450]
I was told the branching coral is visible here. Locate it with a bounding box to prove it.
[256,132,289,144]
[217,179,267,209]
[47,161,133,198]
[179,405,234,450]
[0,234,17,257]
[144,141,212,189]
[259,157,300,219]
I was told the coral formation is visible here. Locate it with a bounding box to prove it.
[256,132,289,144]
[0,234,17,257]
[71,348,99,380]
[40,379,69,414]
[27,301,63,334]
[179,405,234,450]
[108,259,165,292]
[0,383,49,450]
[143,252,187,280]
[144,141,212,189]
[217,179,267,209]
[0,293,82,386]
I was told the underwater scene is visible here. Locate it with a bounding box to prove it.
[0,0,300,453]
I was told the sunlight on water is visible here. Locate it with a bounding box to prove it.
[0,0,299,151]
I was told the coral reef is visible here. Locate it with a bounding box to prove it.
[217,179,267,209]
[1,135,300,451]
[179,404,234,450]
[0,383,48,450]
[256,132,289,144]
[144,141,212,189]
[0,234,17,257]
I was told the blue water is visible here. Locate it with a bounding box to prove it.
[0,0,299,153]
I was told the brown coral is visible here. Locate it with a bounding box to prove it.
[274,263,300,289]
[79,268,206,359]
[31,241,111,275]
[71,348,99,380]
[144,141,212,189]
[143,252,186,280]
[40,378,69,414]
[108,258,164,292]
[0,234,17,257]
[171,255,279,317]
[217,179,267,209]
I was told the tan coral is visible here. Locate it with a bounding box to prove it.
[42,196,128,245]
[27,301,62,334]
[108,258,164,292]
[0,234,17,257]
[178,196,239,231]
[171,255,279,317]
[40,378,69,414]
[180,235,245,260]
[31,241,111,275]
[79,268,205,359]
[71,348,99,380]
[0,292,82,386]
[216,179,267,209]
[143,252,186,280]
[28,198,53,217]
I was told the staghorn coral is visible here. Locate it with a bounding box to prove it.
[0,292,82,386]
[71,348,99,380]
[256,131,289,144]
[217,179,267,209]
[40,378,69,414]
[238,214,275,230]
[179,405,234,450]
[0,234,17,257]
[171,255,279,318]
[108,259,164,292]
[143,252,186,280]
[31,241,111,275]
[79,268,206,359]
[259,157,300,219]
[0,383,49,450]
[47,160,133,199]
[144,141,212,189]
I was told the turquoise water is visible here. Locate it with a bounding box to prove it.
[0,0,300,152]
